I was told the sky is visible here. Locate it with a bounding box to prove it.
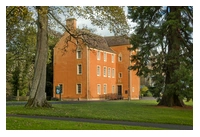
[75,7,135,36]
[2,0,199,136]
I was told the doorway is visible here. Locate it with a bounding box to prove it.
[117,85,122,95]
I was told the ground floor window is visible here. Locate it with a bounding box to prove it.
[76,84,81,94]
[103,84,107,94]
[97,84,101,94]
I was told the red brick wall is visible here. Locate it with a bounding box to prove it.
[53,32,88,100]
[88,49,116,99]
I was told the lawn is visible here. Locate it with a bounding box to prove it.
[6,117,165,130]
[6,99,193,128]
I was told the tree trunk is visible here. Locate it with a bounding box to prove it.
[25,6,51,108]
[158,6,184,107]
[158,94,185,107]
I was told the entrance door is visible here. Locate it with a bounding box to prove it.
[117,85,122,95]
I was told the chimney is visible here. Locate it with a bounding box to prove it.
[66,18,77,31]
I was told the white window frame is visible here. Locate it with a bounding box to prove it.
[103,66,107,77]
[108,67,111,78]
[118,72,122,78]
[111,54,114,63]
[76,49,81,59]
[97,84,101,94]
[104,52,107,62]
[97,50,101,60]
[112,85,115,94]
[118,53,122,62]
[76,83,82,94]
[103,84,107,94]
[112,68,115,78]
[77,64,82,75]
[97,65,101,76]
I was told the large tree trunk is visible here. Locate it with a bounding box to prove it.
[25,6,51,107]
[158,94,185,107]
[158,6,184,107]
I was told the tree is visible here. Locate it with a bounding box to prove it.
[20,6,129,107]
[128,6,193,107]
[6,6,36,98]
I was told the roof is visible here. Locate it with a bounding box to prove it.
[58,28,131,53]
[81,32,115,53]
[81,32,130,53]
[104,36,130,47]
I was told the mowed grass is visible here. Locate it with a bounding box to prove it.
[6,100,193,127]
[6,117,165,130]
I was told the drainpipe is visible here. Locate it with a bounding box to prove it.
[86,46,89,100]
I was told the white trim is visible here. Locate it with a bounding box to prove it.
[108,67,111,78]
[112,68,115,78]
[97,65,101,76]
[77,64,82,75]
[112,85,115,94]
[97,50,101,60]
[76,83,82,94]
[118,72,122,78]
[97,84,101,94]
[111,54,115,63]
[103,66,107,77]
[76,49,81,59]
[103,84,107,94]
[103,51,107,62]
[118,53,122,62]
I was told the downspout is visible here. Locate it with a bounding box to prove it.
[86,46,89,100]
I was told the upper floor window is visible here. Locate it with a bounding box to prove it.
[118,53,122,62]
[111,54,115,63]
[97,50,101,60]
[76,84,82,94]
[104,52,107,62]
[76,49,81,59]
[97,65,101,76]
[103,66,107,77]
[112,68,115,78]
[108,67,111,78]
[77,64,82,75]
[118,72,122,78]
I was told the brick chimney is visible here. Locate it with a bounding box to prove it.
[66,18,77,31]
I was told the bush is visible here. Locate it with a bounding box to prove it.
[140,85,152,97]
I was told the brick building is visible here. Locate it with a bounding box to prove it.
[53,18,140,100]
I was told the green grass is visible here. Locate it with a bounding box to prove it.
[6,100,193,126]
[6,117,165,130]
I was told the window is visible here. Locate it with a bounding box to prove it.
[76,84,81,94]
[97,65,101,76]
[103,84,107,94]
[77,64,82,74]
[112,85,115,93]
[97,84,101,94]
[112,68,115,78]
[76,49,81,59]
[118,72,122,78]
[111,54,114,63]
[97,50,101,60]
[118,53,122,62]
[104,52,107,62]
[108,67,111,78]
[103,66,107,77]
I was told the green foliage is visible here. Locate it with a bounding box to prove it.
[128,6,193,105]
[6,6,37,96]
